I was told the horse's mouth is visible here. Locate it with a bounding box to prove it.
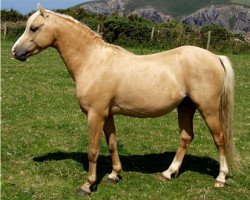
[16,51,31,61]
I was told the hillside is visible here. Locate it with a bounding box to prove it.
[76,0,250,18]
[124,0,232,18]
[75,0,250,32]
[182,5,250,33]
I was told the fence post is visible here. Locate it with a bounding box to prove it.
[206,31,211,50]
[150,27,155,42]
[3,22,7,39]
[97,24,100,34]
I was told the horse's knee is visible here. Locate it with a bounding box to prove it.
[88,149,99,162]
[180,130,193,148]
[108,141,117,153]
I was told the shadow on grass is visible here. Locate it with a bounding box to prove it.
[33,151,219,187]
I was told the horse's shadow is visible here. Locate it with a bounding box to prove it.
[33,151,219,187]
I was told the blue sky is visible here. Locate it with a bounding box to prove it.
[1,0,91,14]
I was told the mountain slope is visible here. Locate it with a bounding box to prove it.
[182,5,250,33]
[124,0,229,18]
[76,0,249,18]
[75,0,250,32]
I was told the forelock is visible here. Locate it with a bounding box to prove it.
[27,11,41,26]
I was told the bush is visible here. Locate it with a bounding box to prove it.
[102,16,152,46]
[1,9,26,22]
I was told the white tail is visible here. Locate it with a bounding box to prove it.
[219,56,241,170]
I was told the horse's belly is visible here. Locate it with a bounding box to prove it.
[110,105,176,118]
[111,92,184,118]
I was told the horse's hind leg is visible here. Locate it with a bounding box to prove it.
[161,98,196,180]
[201,110,229,187]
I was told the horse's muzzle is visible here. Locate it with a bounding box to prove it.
[12,46,29,61]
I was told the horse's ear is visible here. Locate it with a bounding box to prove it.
[37,3,48,17]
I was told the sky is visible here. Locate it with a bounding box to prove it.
[1,0,92,14]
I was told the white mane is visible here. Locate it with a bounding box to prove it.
[45,9,130,53]
[46,10,101,39]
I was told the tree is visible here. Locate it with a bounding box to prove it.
[1,9,26,22]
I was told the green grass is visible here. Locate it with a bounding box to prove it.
[2,39,250,199]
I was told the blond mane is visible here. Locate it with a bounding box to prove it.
[47,10,130,54]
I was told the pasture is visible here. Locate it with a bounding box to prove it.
[1,39,250,199]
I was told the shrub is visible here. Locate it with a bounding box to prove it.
[1,9,26,22]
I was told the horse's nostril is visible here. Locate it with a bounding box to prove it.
[12,47,16,56]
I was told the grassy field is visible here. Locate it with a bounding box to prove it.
[1,39,249,199]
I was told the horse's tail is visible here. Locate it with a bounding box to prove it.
[219,55,241,170]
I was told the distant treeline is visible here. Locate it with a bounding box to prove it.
[1,9,27,21]
[1,8,249,53]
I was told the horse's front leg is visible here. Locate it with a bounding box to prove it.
[104,115,122,184]
[79,110,105,196]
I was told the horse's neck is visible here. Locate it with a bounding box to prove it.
[53,21,105,81]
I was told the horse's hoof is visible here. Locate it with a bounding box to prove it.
[157,174,170,182]
[105,177,119,185]
[76,187,91,196]
[214,180,225,188]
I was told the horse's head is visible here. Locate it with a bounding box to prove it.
[12,4,54,61]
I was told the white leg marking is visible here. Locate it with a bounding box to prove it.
[162,158,182,179]
[108,171,119,180]
[216,155,229,183]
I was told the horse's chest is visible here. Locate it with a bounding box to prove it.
[76,80,114,114]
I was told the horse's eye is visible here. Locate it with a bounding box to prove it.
[30,26,38,32]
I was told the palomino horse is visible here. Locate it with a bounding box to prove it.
[12,5,240,195]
